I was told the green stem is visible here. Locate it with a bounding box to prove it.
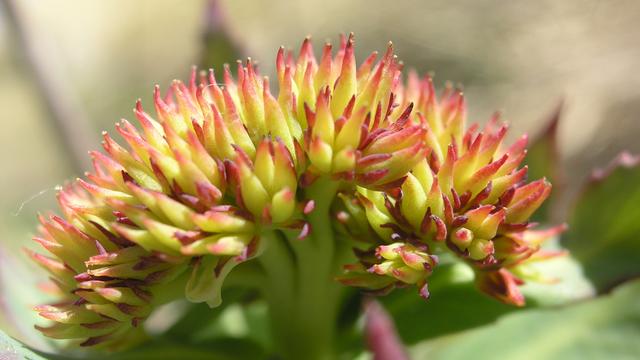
[258,178,356,359]
[258,229,299,356]
[272,178,344,359]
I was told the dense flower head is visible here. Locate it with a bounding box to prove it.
[336,89,565,304]
[29,34,559,349]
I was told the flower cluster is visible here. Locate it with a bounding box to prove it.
[337,84,563,305]
[30,34,558,349]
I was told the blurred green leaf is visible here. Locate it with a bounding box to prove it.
[519,240,594,306]
[381,263,515,344]
[199,0,244,69]
[201,33,243,70]
[524,101,563,222]
[96,337,266,360]
[0,329,47,359]
[410,279,640,359]
[383,250,593,344]
[0,244,53,351]
[334,289,367,357]
[166,293,271,353]
[562,152,640,291]
[241,301,272,353]
[165,288,247,341]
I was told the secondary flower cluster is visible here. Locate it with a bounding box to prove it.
[30,34,558,349]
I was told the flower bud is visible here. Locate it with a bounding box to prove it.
[341,242,437,299]
[475,269,525,306]
[451,227,474,250]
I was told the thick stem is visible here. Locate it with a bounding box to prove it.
[260,178,346,360]
[258,230,299,356]
[286,178,342,359]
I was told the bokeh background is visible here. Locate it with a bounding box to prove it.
[1,0,639,353]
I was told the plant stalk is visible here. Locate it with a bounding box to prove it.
[261,178,345,359]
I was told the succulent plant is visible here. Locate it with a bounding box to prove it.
[28,34,560,357]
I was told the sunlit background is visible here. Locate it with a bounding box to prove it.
[1,0,639,352]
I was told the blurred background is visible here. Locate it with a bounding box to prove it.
[0,0,639,347]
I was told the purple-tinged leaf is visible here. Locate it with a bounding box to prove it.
[562,151,640,291]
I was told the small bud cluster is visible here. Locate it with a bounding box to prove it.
[335,76,564,306]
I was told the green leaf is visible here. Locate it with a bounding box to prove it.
[383,248,593,344]
[518,241,595,306]
[562,152,640,291]
[165,290,272,354]
[165,288,247,340]
[524,101,563,223]
[0,244,54,351]
[410,279,640,360]
[334,288,366,356]
[97,338,266,360]
[381,263,517,344]
[199,0,244,69]
[0,329,48,359]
